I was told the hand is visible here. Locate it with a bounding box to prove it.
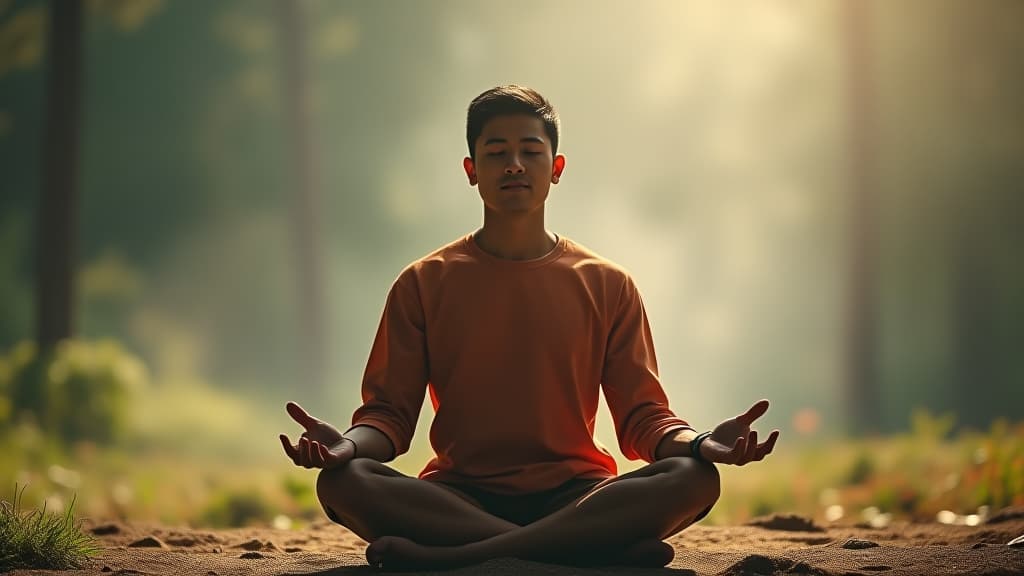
[699,399,780,466]
[279,401,355,470]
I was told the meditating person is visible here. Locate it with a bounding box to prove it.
[280,85,780,569]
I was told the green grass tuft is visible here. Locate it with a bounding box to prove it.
[0,485,99,571]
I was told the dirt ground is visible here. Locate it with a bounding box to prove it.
[8,508,1024,575]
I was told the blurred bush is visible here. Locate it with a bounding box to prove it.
[281,475,315,510]
[200,488,273,528]
[844,451,875,486]
[0,340,148,445]
[967,419,1024,512]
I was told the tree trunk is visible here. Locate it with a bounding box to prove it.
[277,0,328,402]
[36,0,82,351]
[841,0,880,434]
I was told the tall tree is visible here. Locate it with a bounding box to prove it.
[841,0,880,433]
[277,0,328,401]
[36,0,82,351]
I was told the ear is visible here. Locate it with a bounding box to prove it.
[463,157,478,185]
[551,154,566,184]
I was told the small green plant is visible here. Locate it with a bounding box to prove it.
[0,485,99,571]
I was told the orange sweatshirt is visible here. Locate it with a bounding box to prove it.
[350,233,690,494]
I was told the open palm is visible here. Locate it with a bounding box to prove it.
[699,399,780,466]
[279,401,354,470]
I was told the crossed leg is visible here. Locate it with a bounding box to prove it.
[316,458,517,545]
[317,456,720,569]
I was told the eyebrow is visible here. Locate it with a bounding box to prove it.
[483,136,546,146]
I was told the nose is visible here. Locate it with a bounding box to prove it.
[504,153,525,174]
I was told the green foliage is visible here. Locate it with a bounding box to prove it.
[910,408,956,442]
[707,409,1023,526]
[1,339,148,445]
[200,489,273,528]
[282,475,316,510]
[964,418,1024,511]
[0,485,99,571]
[871,478,922,515]
[749,497,776,518]
[130,379,277,460]
[844,451,875,486]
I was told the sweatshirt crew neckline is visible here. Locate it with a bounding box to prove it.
[464,232,567,268]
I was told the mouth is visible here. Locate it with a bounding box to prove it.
[500,181,531,190]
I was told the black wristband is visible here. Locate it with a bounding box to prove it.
[691,431,713,463]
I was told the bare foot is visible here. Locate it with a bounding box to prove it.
[532,539,675,567]
[615,539,675,567]
[366,536,463,570]
[365,536,674,570]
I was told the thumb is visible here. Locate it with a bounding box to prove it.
[286,401,319,431]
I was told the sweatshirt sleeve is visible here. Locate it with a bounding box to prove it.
[601,274,691,462]
[349,270,429,459]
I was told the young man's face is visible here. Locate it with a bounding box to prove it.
[463,114,566,215]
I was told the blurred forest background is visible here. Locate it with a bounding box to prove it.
[0,0,1021,527]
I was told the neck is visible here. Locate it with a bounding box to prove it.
[475,210,556,260]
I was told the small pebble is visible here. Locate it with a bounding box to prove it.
[127,536,167,548]
[91,524,121,535]
[842,538,880,549]
[747,513,824,532]
[239,551,265,559]
[237,539,264,551]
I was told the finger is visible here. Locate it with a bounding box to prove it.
[752,430,779,461]
[743,430,758,462]
[730,436,752,466]
[298,437,313,468]
[736,399,770,425]
[286,401,319,432]
[304,437,318,468]
[754,430,780,460]
[728,436,746,464]
[311,441,325,468]
[279,434,299,463]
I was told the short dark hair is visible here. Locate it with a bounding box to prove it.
[466,85,560,161]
